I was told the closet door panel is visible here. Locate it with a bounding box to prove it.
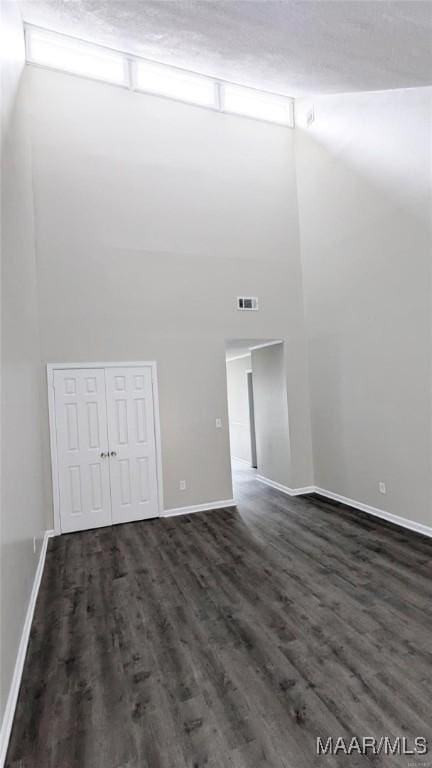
[105,367,159,524]
[54,369,112,533]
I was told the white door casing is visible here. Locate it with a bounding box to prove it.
[49,363,163,534]
[53,368,112,534]
[105,367,159,524]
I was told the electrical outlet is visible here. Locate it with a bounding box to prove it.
[33,537,37,553]
[179,480,186,491]
[215,418,222,429]
[379,482,386,494]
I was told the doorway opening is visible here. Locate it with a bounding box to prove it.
[225,339,290,492]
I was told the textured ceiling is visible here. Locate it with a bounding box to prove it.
[19,1,432,96]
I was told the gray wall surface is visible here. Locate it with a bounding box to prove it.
[226,356,252,463]
[251,344,292,488]
[295,87,432,526]
[0,1,47,720]
[26,65,314,518]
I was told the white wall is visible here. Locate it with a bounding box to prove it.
[295,87,432,526]
[251,344,292,487]
[27,66,313,515]
[1,15,430,750]
[0,1,47,724]
[226,355,252,463]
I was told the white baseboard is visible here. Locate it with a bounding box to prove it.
[162,499,236,518]
[314,487,432,539]
[231,456,251,465]
[0,529,55,767]
[256,475,315,497]
[256,474,432,538]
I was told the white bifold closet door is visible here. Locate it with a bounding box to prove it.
[54,369,112,533]
[105,367,159,525]
[53,366,159,534]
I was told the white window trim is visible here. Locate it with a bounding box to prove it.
[24,23,295,128]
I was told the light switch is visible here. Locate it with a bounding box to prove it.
[215,418,222,428]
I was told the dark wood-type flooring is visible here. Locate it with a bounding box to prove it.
[7,463,432,768]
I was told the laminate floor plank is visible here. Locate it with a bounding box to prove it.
[6,463,432,767]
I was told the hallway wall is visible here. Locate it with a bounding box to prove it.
[251,344,292,488]
[226,356,252,464]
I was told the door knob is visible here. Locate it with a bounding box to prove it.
[110,451,117,457]
[100,452,108,459]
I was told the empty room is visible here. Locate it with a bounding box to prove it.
[1,1,431,766]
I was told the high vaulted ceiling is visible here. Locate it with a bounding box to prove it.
[19,1,432,97]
